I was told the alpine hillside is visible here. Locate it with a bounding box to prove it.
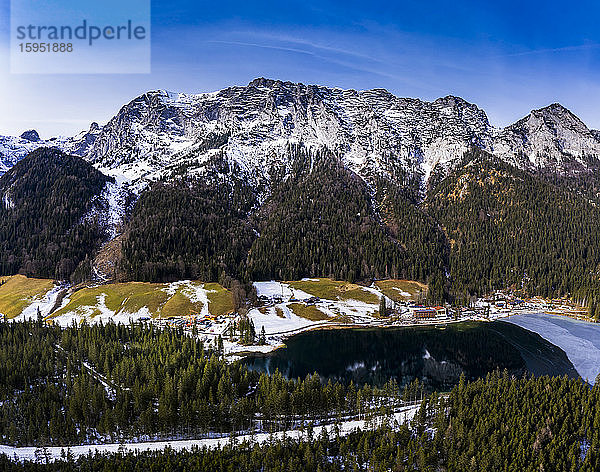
[2,78,600,315]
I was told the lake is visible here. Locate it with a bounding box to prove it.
[241,321,578,390]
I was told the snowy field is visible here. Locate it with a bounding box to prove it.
[506,313,600,384]
[47,280,222,327]
[10,284,65,322]
[248,280,382,336]
[248,303,316,335]
[0,405,420,463]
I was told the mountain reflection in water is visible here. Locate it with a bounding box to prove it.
[241,322,578,390]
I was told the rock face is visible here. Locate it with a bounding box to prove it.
[84,79,498,189]
[20,130,40,142]
[493,103,600,174]
[2,78,600,190]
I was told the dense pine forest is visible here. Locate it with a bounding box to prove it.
[374,176,449,303]
[247,154,408,283]
[3,146,600,314]
[0,320,406,446]
[119,175,256,283]
[2,368,599,470]
[426,150,600,314]
[0,149,111,280]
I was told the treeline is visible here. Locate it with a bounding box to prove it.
[3,372,600,470]
[0,320,405,447]
[0,148,110,280]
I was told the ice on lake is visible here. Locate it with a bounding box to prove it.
[506,313,600,384]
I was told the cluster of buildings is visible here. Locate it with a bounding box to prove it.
[257,294,322,306]
[152,314,233,333]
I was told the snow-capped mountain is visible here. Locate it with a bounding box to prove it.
[3,78,600,190]
[0,123,102,175]
[494,103,600,172]
[85,78,498,189]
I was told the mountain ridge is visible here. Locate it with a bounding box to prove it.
[3,78,599,194]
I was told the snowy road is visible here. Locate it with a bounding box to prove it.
[0,405,420,463]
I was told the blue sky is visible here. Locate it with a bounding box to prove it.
[1,0,600,136]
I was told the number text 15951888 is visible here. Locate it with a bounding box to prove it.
[19,43,73,53]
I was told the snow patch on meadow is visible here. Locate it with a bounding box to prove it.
[11,284,64,322]
[392,287,412,297]
[248,304,315,335]
[162,280,215,316]
[51,292,152,327]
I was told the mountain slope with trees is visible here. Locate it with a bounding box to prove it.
[426,149,600,314]
[3,146,600,317]
[119,174,257,283]
[0,148,111,280]
[246,150,407,283]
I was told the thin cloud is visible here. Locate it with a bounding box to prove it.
[206,39,400,80]
[206,36,450,93]
[501,43,600,58]
[243,32,388,64]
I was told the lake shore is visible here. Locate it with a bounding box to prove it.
[227,309,554,358]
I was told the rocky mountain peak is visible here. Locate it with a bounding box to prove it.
[529,102,589,132]
[493,101,600,172]
[20,130,40,142]
[248,77,287,89]
[2,78,599,191]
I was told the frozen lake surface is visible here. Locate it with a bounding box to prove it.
[506,313,600,384]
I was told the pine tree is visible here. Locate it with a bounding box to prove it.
[379,297,387,317]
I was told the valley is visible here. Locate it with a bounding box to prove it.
[1,81,600,320]
[1,274,597,379]
[2,79,600,469]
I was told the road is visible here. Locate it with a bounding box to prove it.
[0,404,421,463]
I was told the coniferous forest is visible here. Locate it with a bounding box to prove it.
[427,151,600,308]
[119,176,256,283]
[0,149,111,280]
[2,320,600,471]
[3,147,600,313]
[3,2,600,468]
[247,155,407,282]
[0,320,405,446]
[3,146,600,313]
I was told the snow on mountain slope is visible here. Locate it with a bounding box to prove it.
[0,134,53,174]
[81,178,131,239]
[84,79,496,190]
[82,79,600,191]
[0,123,102,176]
[494,103,600,173]
[3,79,600,191]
